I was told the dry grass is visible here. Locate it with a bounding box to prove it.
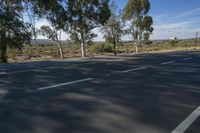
[6,39,200,63]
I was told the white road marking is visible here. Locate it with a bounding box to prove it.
[0,62,100,75]
[0,68,41,75]
[183,57,192,61]
[37,78,94,91]
[9,70,34,74]
[122,66,148,73]
[171,106,200,133]
[0,72,7,75]
[161,61,176,65]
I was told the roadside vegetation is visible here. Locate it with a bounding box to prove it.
[6,38,200,62]
[0,0,199,63]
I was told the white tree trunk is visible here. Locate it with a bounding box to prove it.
[57,42,64,60]
[135,45,139,54]
[55,35,64,60]
[135,40,139,54]
[80,31,86,58]
[34,37,39,59]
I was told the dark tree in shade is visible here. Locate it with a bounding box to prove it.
[0,0,31,63]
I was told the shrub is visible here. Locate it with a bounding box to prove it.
[89,43,113,53]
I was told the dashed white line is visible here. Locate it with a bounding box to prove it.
[37,78,94,91]
[0,72,7,75]
[122,66,148,73]
[183,57,192,61]
[161,61,176,65]
[0,62,100,75]
[9,70,34,74]
[171,106,200,133]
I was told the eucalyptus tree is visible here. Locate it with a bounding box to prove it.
[0,0,31,63]
[23,2,39,59]
[123,0,153,53]
[28,0,67,60]
[68,29,97,45]
[27,0,111,58]
[102,0,123,55]
[39,25,64,59]
[67,0,111,57]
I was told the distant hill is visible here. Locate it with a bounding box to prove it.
[31,39,68,45]
[31,38,200,45]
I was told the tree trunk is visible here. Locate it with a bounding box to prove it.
[34,36,39,59]
[80,30,86,58]
[0,32,7,63]
[113,37,117,56]
[56,42,64,60]
[0,41,8,63]
[135,45,139,54]
[135,39,140,54]
[55,36,64,60]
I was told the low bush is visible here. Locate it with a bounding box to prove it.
[89,43,113,53]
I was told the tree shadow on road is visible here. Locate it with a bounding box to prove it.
[0,52,200,133]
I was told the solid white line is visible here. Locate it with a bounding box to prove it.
[171,106,200,133]
[122,66,148,73]
[37,78,94,91]
[161,61,176,65]
[183,57,192,61]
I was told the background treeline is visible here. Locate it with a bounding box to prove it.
[1,0,198,63]
[6,38,200,62]
[0,0,155,63]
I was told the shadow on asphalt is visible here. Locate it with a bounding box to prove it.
[0,52,200,133]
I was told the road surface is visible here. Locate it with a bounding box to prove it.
[0,51,199,133]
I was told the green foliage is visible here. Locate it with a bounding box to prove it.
[89,43,113,53]
[0,1,31,63]
[6,38,200,62]
[123,0,150,20]
[122,0,153,53]
[102,0,123,55]
[39,26,56,40]
[39,25,64,59]
[67,0,111,57]
[169,38,178,47]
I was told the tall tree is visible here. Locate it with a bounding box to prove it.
[68,29,97,45]
[27,0,111,58]
[0,0,31,63]
[67,0,111,57]
[102,0,123,55]
[39,25,64,59]
[28,0,67,60]
[24,2,39,59]
[123,0,153,54]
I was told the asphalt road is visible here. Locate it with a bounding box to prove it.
[0,51,200,133]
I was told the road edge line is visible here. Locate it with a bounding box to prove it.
[171,106,200,133]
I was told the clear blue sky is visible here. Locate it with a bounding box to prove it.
[115,0,200,40]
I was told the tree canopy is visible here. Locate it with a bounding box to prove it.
[102,0,123,55]
[67,0,111,57]
[0,0,155,63]
[123,0,153,53]
[0,0,31,63]
[31,0,111,58]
